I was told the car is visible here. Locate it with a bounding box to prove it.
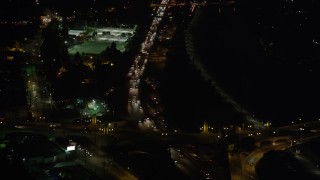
[83,127,90,134]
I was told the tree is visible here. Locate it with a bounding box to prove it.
[255,150,319,180]
[40,19,70,83]
[104,42,122,64]
[239,137,256,152]
[73,51,81,64]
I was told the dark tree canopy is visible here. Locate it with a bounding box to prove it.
[238,137,256,152]
[104,41,122,64]
[255,150,319,180]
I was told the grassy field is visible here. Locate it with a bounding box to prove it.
[68,40,127,55]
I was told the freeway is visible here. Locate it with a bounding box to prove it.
[241,141,292,179]
[127,0,170,130]
[3,114,320,148]
[228,122,320,180]
[0,120,219,146]
[124,2,229,178]
[3,114,320,180]
[237,133,320,180]
[7,0,320,179]
[0,122,137,180]
[237,120,320,142]
[75,148,137,180]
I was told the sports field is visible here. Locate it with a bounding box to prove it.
[68,40,127,55]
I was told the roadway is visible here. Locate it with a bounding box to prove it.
[10,0,320,179]
[2,1,215,179]
[126,0,171,132]
[125,0,228,178]
[23,35,55,121]
[228,122,320,180]
[3,111,320,180]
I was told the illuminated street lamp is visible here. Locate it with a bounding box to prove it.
[203,122,209,133]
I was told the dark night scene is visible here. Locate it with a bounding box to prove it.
[1,0,320,179]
